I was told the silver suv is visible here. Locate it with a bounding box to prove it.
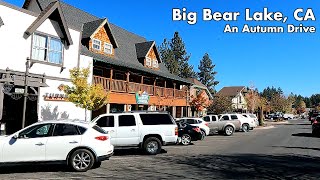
[203,114,241,136]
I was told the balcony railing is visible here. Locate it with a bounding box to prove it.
[93,76,186,99]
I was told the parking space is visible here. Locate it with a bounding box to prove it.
[1,119,320,179]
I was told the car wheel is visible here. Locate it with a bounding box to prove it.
[181,134,192,145]
[242,124,250,132]
[224,126,234,136]
[69,149,95,172]
[200,130,206,140]
[143,137,162,155]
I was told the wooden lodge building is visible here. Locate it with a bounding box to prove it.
[23,0,192,119]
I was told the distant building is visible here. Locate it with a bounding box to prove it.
[187,78,213,117]
[216,86,247,112]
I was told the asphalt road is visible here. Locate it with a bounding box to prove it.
[1,118,320,179]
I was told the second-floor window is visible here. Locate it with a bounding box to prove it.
[104,42,113,54]
[153,59,159,68]
[31,34,63,64]
[146,57,152,67]
[92,39,101,50]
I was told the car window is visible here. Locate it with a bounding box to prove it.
[231,115,238,120]
[140,114,174,125]
[19,124,52,138]
[119,115,136,127]
[186,119,195,124]
[203,116,210,122]
[221,115,230,121]
[96,116,114,127]
[53,124,79,136]
[77,126,87,135]
[243,115,248,117]
[92,125,107,134]
[212,116,217,121]
[249,114,256,118]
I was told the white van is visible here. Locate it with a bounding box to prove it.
[91,112,178,155]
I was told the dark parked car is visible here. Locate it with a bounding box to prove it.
[312,116,320,137]
[177,122,203,145]
[309,112,319,124]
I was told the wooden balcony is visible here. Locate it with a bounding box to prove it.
[93,76,186,99]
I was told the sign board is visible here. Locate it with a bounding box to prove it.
[15,88,24,94]
[135,91,150,105]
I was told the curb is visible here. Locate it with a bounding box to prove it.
[255,126,275,130]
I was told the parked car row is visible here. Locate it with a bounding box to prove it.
[0,111,260,172]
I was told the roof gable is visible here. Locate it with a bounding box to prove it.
[24,1,73,45]
[82,18,118,48]
[216,86,246,97]
[0,16,4,27]
[135,41,161,62]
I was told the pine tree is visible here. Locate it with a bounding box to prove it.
[159,39,179,75]
[198,53,219,94]
[170,32,196,78]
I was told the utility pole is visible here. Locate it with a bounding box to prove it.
[21,59,30,128]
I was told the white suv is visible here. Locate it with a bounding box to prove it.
[92,112,178,155]
[0,120,114,172]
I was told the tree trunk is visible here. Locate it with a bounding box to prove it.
[85,108,87,121]
[258,106,264,126]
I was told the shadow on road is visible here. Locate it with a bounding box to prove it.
[271,146,320,151]
[0,164,70,174]
[159,154,320,179]
[113,148,168,156]
[292,133,316,138]
[282,123,311,126]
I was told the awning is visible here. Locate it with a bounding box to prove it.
[0,69,48,87]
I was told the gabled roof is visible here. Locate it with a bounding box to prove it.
[24,1,73,45]
[187,78,206,88]
[0,16,4,27]
[187,78,213,99]
[23,0,191,85]
[135,41,161,62]
[216,86,246,97]
[82,18,118,48]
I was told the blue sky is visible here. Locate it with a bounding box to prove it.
[7,0,320,97]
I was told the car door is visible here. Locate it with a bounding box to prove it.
[219,115,231,130]
[1,123,52,162]
[210,116,220,131]
[116,114,139,146]
[45,123,83,161]
[95,115,116,145]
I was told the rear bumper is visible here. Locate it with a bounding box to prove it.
[97,152,113,162]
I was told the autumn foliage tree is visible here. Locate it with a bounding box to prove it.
[208,96,232,114]
[245,89,260,113]
[64,67,109,120]
[190,91,212,116]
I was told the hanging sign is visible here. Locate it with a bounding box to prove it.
[135,91,149,105]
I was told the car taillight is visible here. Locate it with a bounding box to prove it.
[205,123,209,126]
[175,127,178,135]
[193,127,201,132]
[314,120,318,124]
[95,136,108,141]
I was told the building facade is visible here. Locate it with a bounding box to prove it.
[0,1,92,134]
[216,86,248,112]
[0,0,192,133]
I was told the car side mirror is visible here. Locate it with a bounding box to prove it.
[13,134,18,139]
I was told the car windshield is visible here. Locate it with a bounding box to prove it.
[249,115,256,118]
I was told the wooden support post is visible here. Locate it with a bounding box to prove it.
[153,78,156,96]
[140,76,144,92]
[126,72,130,92]
[173,83,176,98]
[109,69,113,91]
[164,80,167,97]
